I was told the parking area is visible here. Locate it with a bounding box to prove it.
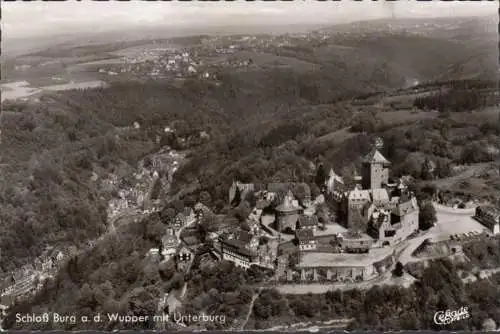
[431,210,491,242]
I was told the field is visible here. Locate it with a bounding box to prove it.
[1,80,107,102]
[378,110,438,126]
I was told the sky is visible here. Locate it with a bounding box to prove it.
[2,1,497,40]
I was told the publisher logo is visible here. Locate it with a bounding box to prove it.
[434,306,470,325]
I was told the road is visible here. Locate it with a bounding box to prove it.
[268,203,488,294]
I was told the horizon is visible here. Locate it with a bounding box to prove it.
[2,1,496,41]
[1,2,496,56]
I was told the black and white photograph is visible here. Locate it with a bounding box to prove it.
[0,0,499,331]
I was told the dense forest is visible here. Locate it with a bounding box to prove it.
[248,259,500,331]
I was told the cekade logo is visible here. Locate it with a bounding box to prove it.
[434,306,470,325]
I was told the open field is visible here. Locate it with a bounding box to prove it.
[234,50,320,72]
[378,109,438,125]
[317,127,356,144]
[1,80,106,102]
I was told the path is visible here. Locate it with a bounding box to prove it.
[239,286,263,330]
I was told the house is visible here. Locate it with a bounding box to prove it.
[175,212,187,227]
[219,231,258,269]
[475,205,500,234]
[296,215,318,234]
[146,248,162,262]
[176,246,194,272]
[161,228,179,258]
[296,229,317,251]
[194,202,211,216]
[336,232,373,253]
[183,207,196,225]
[325,168,344,195]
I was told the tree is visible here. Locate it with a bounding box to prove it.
[420,158,433,180]
[160,207,176,224]
[315,163,327,189]
[199,191,212,207]
[419,201,437,231]
[233,201,251,222]
[231,186,241,207]
[316,203,329,228]
[393,261,404,277]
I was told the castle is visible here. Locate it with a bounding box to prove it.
[332,138,420,247]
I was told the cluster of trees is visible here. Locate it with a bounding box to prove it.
[250,259,500,331]
[413,88,490,113]
[181,261,272,330]
[4,214,173,330]
[418,201,437,231]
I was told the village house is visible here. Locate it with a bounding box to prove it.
[175,246,194,273]
[194,202,211,218]
[336,232,373,253]
[161,228,179,258]
[219,231,259,269]
[296,229,317,251]
[296,215,319,234]
[174,212,187,228]
[325,168,344,195]
[475,205,500,234]
[183,207,196,225]
[146,248,162,262]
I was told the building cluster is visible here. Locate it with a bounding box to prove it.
[0,247,69,301]
[104,148,182,221]
[146,202,212,274]
[98,47,208,80]
[333,138,420,247]
[213,139,421,283]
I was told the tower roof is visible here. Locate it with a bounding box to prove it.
[362,148,390,165]
[275,189,301,212]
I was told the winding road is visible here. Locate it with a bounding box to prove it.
[267,202,489,294]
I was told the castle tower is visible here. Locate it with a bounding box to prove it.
[361,137,390,190]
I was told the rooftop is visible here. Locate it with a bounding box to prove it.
[297,247,393,268]
[221,238,255,258]
[276,190,302,212]
[298,215,319,227]
[296,229,315,241]
[362,148,390,165]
